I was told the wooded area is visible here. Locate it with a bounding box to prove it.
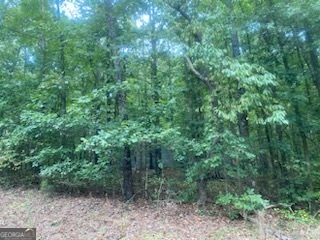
[0,0,319,216]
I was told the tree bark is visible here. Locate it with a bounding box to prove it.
[106,0,133,200]
[150,5,162,176]
[197,178,208,206]
[55,0,67,151]
[305,30,320,99]
[123,146,133,201]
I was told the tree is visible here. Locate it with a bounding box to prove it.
[0,0,319,213]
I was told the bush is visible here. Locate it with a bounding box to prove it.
[275,208,318,223]
[216,188,270,219]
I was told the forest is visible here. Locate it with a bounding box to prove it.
[0,0,320,218]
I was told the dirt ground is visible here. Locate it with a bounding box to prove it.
[0,187,319,240]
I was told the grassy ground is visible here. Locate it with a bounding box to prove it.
[0,187,319,240]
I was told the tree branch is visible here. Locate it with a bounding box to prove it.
[265,203,294,213]
[185,56,213,92]
[164,1,202,42]
[168,3,192,23]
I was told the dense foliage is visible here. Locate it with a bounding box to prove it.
[0,0,319,214]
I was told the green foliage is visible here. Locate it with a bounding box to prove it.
[217,188,270,219]
[174,181,198,203]
[39,158,120,193]
[276,208,318,223]
[39,179,56,195]
[0,0,319,214]
[278,182,320,212]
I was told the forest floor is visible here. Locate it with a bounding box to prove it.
[0,187,319,240]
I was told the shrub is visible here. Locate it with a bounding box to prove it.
[216,188,270,219]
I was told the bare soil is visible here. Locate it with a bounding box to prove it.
[0,187,319,240]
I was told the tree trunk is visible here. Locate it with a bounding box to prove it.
[257,125,272,172]
[55,0,67,150]
[197,178,208,206]
[122,146,133,201]
[275,125,286,177]
[232,31,249,139]
[265,124,276,174]
[305,30,320,99]
[225,0,249,138]
[150,5,162,176]
[106,0,133,200]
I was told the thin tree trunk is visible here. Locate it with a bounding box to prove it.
[150,5,162,176]
[226,0,249,139]
[197,178,207,206]
[305,30,320,99]
[257,125,272,172]
[55,0,67,151]
[123,146,133,200]
[275,125,286,177]
[265,124,276,173]
[106,0,133,200]
[38,0,48,77]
